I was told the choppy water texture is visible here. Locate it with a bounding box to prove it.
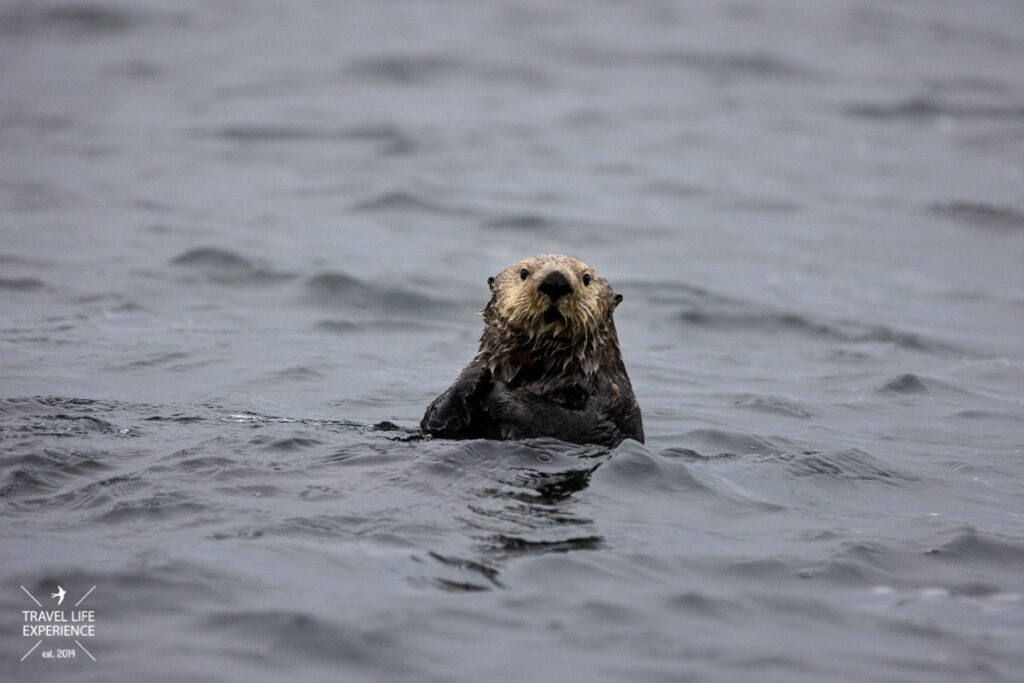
[2,1,1024,681]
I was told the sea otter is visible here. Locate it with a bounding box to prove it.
[421,254,643,447]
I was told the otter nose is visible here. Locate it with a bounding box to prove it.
[538,270,573,302]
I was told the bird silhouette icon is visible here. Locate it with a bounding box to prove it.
[51,586,65,606]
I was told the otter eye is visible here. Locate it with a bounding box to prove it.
[582,273,592,286]
[519,268,529,280]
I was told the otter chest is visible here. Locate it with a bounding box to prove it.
[536,384,590,411]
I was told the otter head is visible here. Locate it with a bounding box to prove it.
[485,254,622,343]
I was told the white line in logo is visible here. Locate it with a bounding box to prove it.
[20,586,41,607]
[21,640,42,661]
[74,586,95,608]
[74,640,96,662]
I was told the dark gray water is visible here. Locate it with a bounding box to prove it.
[2,1,1024,681]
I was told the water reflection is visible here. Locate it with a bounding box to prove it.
[428,440,610,590]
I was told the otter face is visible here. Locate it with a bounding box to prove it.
[486,254,621,340]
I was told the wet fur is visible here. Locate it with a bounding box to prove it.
[421,254,644,447]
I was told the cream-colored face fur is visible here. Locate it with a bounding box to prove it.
[487,254,619,341]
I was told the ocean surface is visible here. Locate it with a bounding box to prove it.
[2,1,1023,681]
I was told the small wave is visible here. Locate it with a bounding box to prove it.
[307,123,418,154]
[314,319,361,333]
[0,276,46,291]
[499,466,599,503]
[0,3,141,37]
[0,253,52,266]
[205,124,416,155]
[427,551,503,591]
[640,180,707,199]
[422,438,608,472]
[930,201,1024,232]
[340,124,406,141]
[5,411,120,438]
[732,395,814,418]
[877,373,984,398]
[564,46,816,80]
[482,214,555,231]
[723,557,800,580]
[950,409,1024,423]
[593,441,714,493]
[211,125,345,142]
[343,124,417,154]
[0,449,112,487]
[322,441,416,467]
[297,484,342,499]
[92,492,207,524]
[678,302,958,354]
[810,540,947,586]
[486,534,604,555]
[927,527,1024,565]
[305,271,363,292]
[614,279,713,308]
[431,579,490,593]
[924,75,1010,95]
[0,463,92,504]
[36,473,147,513]
[713,198,803,214]
[305,271,449,312]
[106,60,162,79]
[162,454,239,476]
[212,513,373,541]
[253,366,326,383]
[143,413,204,424]
[877,373,929,394]
[346,54,460,84]
[0,180,76,212]
[114,350,192,371]
[0,395,144,418]
[675,429,788,457]
[845,97,1024,121]
[350,190,467,215]
[467,476,597,544]
[467,498,593,529]
[201,609,398,666]
[0,469,41,502]
[667,591,751,620]
[171,247,295,285]
[249,433,323,452]
[315,318,446,335]
[670,50,816,80]
[771,449,912,483]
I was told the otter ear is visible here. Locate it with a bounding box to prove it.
[487,276,496,291]
[613,293,623,309]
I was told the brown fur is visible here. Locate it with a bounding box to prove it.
[421,254,643,446]
[478,254,621,384]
